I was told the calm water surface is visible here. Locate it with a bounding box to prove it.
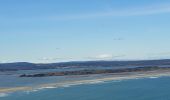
[1,76,170,100]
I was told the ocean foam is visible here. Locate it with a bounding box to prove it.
[32,80,108,91]
[33,86,57,91]
[0,93,9,97]
[62,85,71,88]
[88,80,105,84]
[24,87,53,93]
[60,83,83,88]
[149,76,159,79]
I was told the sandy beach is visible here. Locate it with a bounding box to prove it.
[1,70,170,93]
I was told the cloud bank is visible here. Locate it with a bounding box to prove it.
[86,54,126,60]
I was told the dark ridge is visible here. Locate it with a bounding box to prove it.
[1,59,170,71]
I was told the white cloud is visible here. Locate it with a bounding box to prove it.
[96,54,113,59]
[39,57,61,61]
[39,57,74,61]
[86,54,126,60]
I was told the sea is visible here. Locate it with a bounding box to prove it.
[1,68,170,100]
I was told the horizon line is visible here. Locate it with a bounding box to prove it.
[1,58,170,64]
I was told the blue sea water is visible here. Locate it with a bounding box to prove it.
[1,76,170,100]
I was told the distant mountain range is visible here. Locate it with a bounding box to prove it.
[1,59,170,71]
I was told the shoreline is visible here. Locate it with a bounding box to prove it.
[1,70,170,93]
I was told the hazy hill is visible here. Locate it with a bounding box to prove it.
[0,59,170,71]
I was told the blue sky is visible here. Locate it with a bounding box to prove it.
[1,0,170,63]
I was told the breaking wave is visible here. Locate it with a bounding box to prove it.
[0,93,9,97]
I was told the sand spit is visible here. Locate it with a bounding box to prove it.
[1,70,170,93]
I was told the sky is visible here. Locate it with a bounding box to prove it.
[1,0,170,63]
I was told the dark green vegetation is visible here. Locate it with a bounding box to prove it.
[20,66,170,77]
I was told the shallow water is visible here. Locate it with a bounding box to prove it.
[1,76,170,100]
